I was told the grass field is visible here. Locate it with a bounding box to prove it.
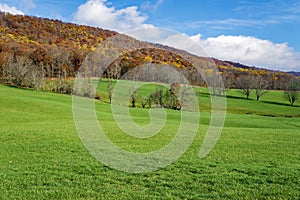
[0,83,299,199]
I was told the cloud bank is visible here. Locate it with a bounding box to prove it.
[190,34,300,71]
[73,0,149,32]
[0,3,24,15]
[127,28,300,72]
[73,1,299,71]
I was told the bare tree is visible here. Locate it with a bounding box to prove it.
[284,80,299,106]
[7,55,32,87]
[56,68,69,94]
[236,75,253,99]
[26,64,45,91]
[130,87,138,108]
[167,83,181,110]
[72,76,95,98]
[0,52,13,84]
[152,85,165,108]
[141,97,147,108]
[253,75,269,101]
[106,67,114,104]
[221,72,235,90]
[146,94,154,108]
[107,63,122,80]
[207,72,226,96]
[107,79,113,104]
[177,84,196,111]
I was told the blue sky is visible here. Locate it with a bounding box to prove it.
[0,0,299,71]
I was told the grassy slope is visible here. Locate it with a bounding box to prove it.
[0,84,299,199]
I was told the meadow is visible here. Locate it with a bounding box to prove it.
[0,83,299,199]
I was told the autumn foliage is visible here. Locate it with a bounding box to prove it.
[0,11,299,94]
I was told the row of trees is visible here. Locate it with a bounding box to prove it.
[1,48,299,107]
[0,53,73,94]
[140,83,183,110]
[0,11,299,108]
[234,74,299,106]
[236,75,269,101]
[106,81,192,110]
[0,44,88,78]
[0,55,298,108]
[104,79,300,110]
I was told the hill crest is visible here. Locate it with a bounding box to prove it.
[0,11,298,90]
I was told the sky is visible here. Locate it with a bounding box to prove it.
[0,0,299,71]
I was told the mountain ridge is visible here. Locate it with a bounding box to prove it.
[0,11,298,90]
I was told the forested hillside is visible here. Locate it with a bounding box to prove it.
[0,12,116,77]
[0,11,298,93]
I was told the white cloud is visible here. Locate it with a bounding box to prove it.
[142,0,164,10]
[125,27,172,43]
[0,3,24,15]
[73,0,148,32]
[190,34,300,71]
[128,28,300,71]
[73,0,299,71]
[20,0,36,11]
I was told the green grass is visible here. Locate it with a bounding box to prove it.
[96,79,300,116]
[0,84,299,199]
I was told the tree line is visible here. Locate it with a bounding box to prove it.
[0,11,299,107]
[1,46,299,107]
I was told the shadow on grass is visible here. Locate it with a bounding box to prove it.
[203,92,300,108]
[261,100,300,108]
[225,93,300,108]
[197,92,245,100]
[225,95,251,101]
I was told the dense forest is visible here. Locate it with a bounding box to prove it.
[0,11,299,96]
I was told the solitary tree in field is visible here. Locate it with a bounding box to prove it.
[107,67,115,104]
[130,85,138,108]
[236,75,253,99]
[284,80,299,106]
[207,72,226,96]
[253,75,269,101]
[107,80,113,104]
